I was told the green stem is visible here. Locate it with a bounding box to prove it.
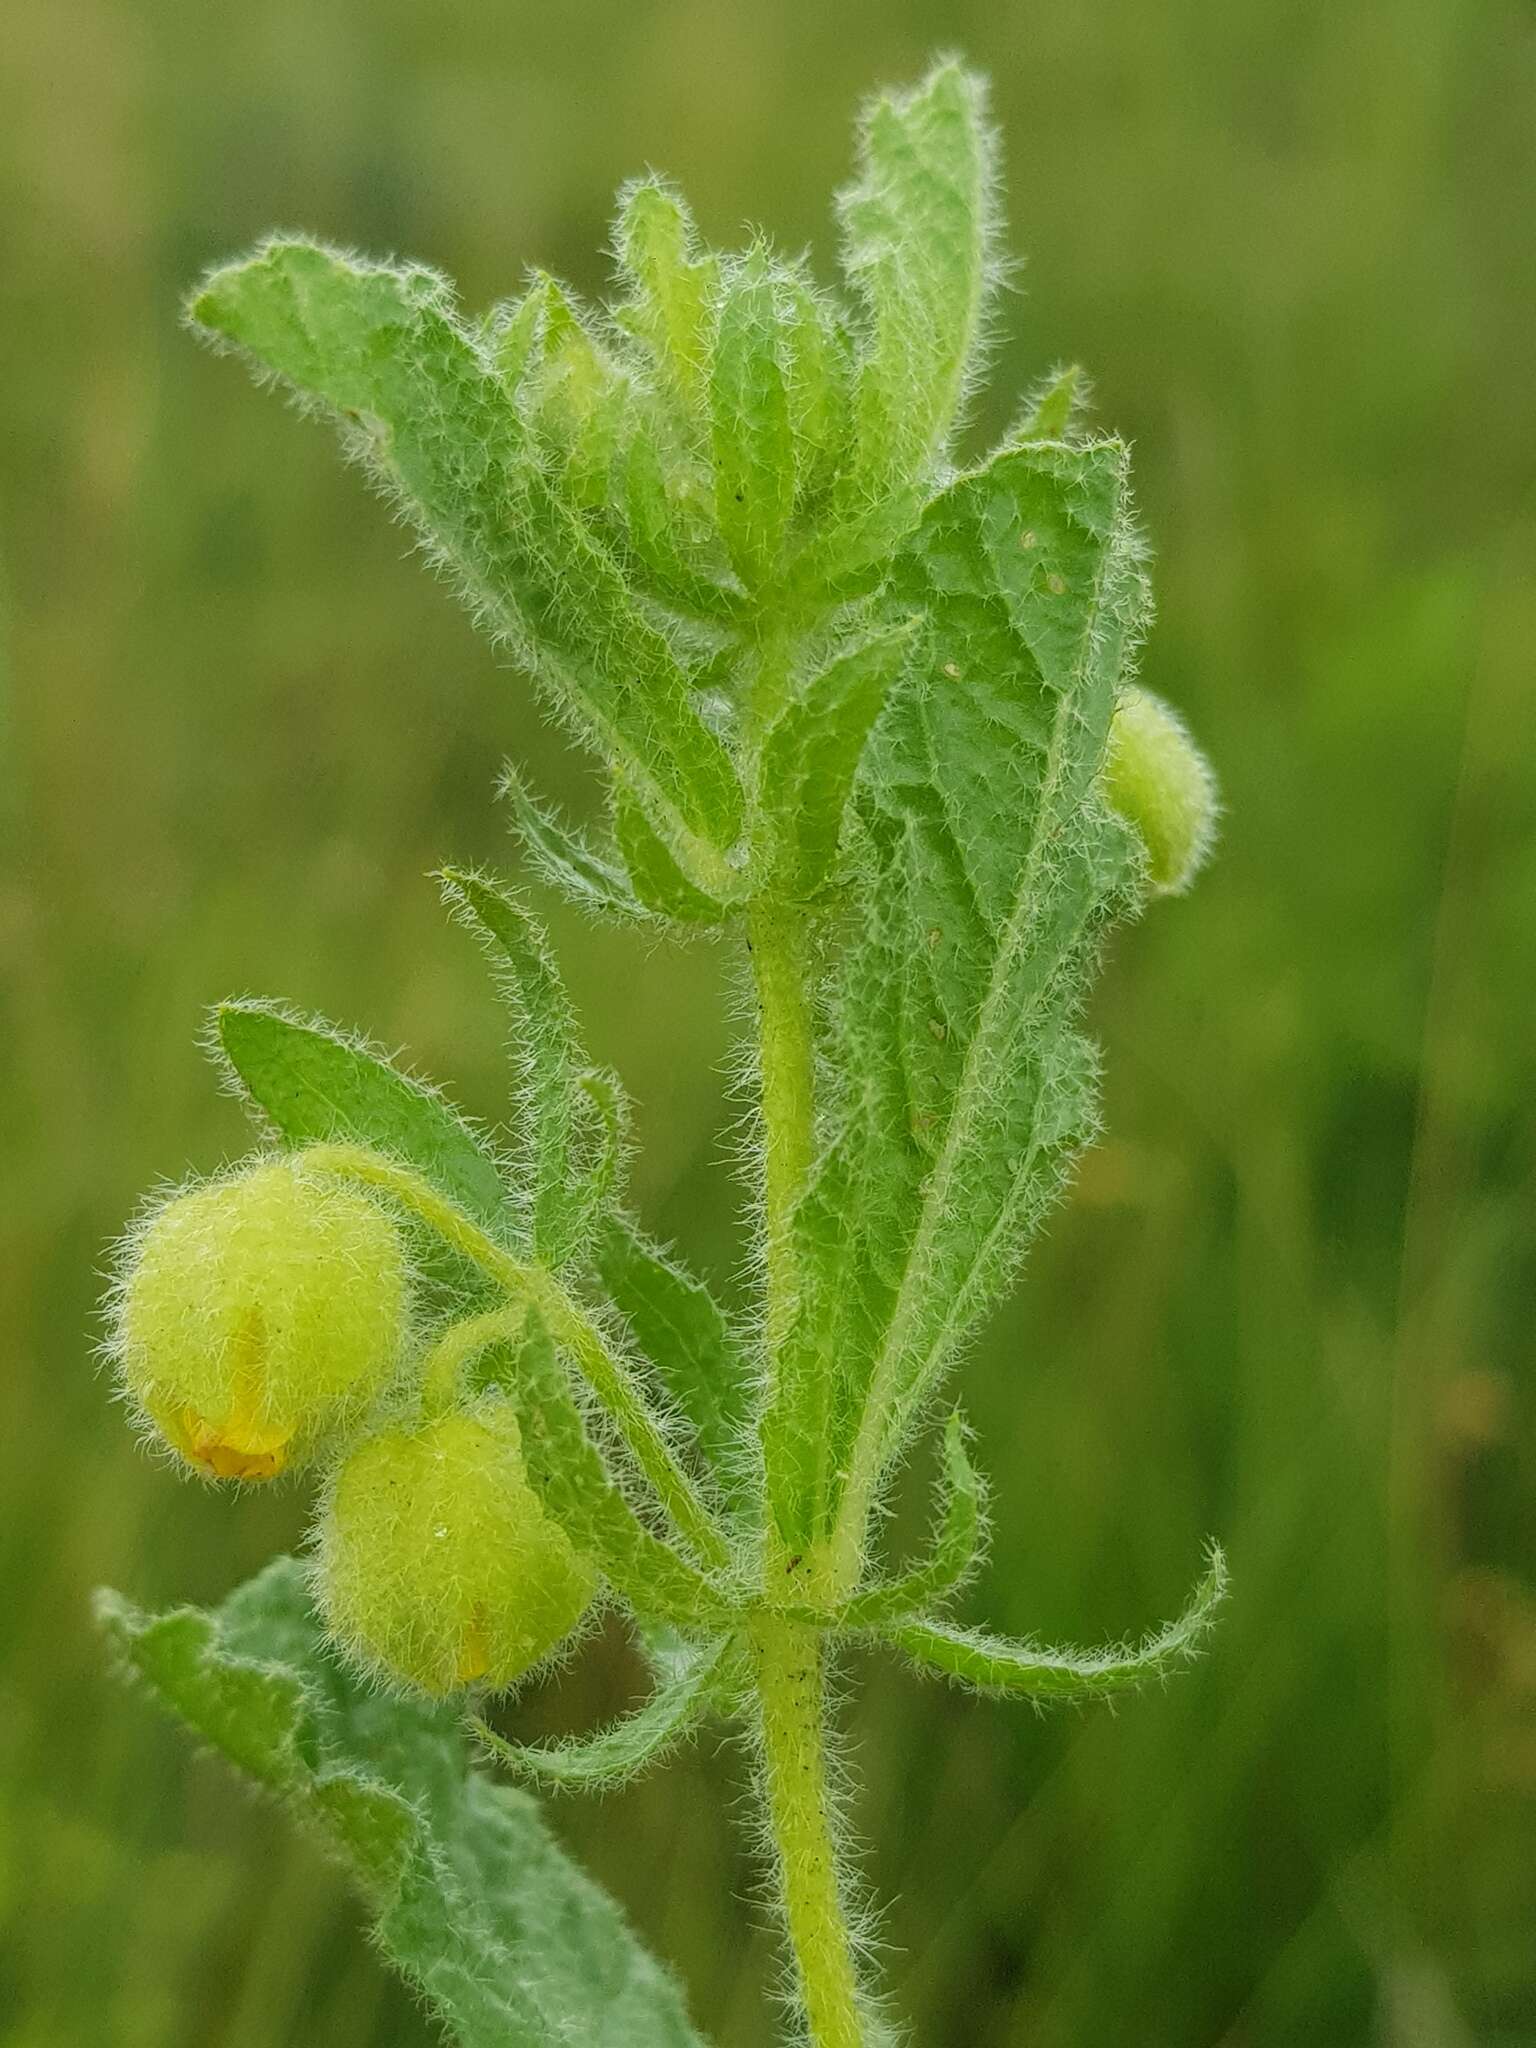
[751,1614,866,2048]
[300,1143,730,1572]
[417,1305,527,1415]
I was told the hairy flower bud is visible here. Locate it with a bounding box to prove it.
[314,1404,597,1695]
[113,1157,407,1481]
[1104,686,1218,895]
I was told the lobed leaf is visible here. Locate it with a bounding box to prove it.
[213,1000,511,1239]
[96,1559,710,2048]
[882,1545,1228,1700]
[472,1635,730,1792]
[760,440,1148,1569]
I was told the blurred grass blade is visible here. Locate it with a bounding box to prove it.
[471,1636,729,1792]
[96,1559,711,2048]
[884,1545,1227,1699]
[213,1000,511,1238]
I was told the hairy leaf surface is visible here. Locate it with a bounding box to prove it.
[97,1560,709,2048]
[214,1001,510,1238]
[593,1217,756,1504]
[472,1635,729,1791]
[439,867,626,1262]
[885,1546,1227,1699]
[761,440,1147,1566]
[190,240,742,861]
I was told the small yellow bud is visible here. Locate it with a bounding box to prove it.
[114,1157,407,1480]
[314,1404,597,1696]
[1104,686,1218,895]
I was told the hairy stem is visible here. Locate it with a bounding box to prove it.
[300,1142,730,1570]
[751,1614,866,2048]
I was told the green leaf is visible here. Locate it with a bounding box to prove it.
[509,1313,737,1632]
[779,273,852,509]
[839,1412,985,1628]
[592,1217,755,1503]
[96,1559,710,2048]
[709,250,795,589]
[439,868,628,1263]
[760,441,1148,1566]
[1008,362,1092,445]
[213,1000,511,1239]
[499,762,651,923]
[612,179,717,413]
[614,779,745,923]
[471,1635,730,1791]
[190,239,742,858]
[759,616,917,898]
[836,61,998,512]
[883,1545,1228,1700]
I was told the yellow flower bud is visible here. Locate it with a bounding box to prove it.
[314,1404,597,1696]
[1104,686,1218,895]
[113,1157,407,1481]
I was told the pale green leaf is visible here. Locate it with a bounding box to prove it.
[838,1411,986,1628]
[439,867,628,1263]
[761,441,1148,1563]
[612,179,716,413]
[96,1559,710,2048]
[836,61,998,512]
[190,239,742,856]
[509,1312,737,1632]
[471,1635,730,1791]
[759,616,917,898]
[709,251,795,588]
[499,762,651,923]
[884,1545,1228,1700]
[1008,362,1092,445]
[614,779,745,923]
[592,1216,756,1502]
[213,1000,511,1240]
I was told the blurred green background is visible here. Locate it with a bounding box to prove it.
[3,1,1533,2042]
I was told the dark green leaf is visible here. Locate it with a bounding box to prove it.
[761,441,1147,1565]
[213,1001,511,1239]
